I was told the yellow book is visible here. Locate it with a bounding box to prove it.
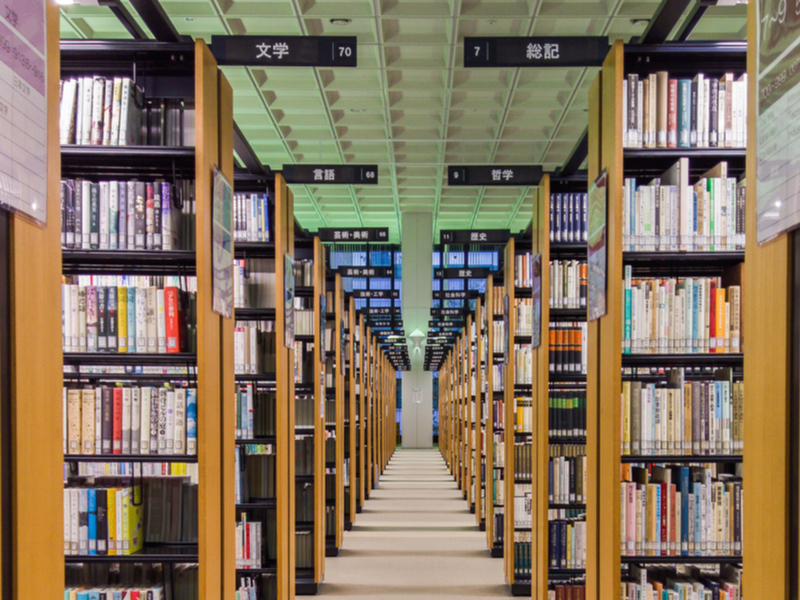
[81,389,95,455]
[106,488,117,555]
[67,389,82,454]
[118,286,127,352]
[716,288,726,353]
[125,486,143,554]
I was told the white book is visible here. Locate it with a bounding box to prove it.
[109,181,119,249]
[63,489,71,554]
[94,386,102,455]
[622,79,628,147]
[70,488,79,555]
[60,79,78,144]
[121,387,132,454]
[135,287,147,353]
[81,180,92,249]
[157,388,167,453]
[110,77,122,146]
[78,488,88,554]
[156,288,166,353]
[81,76,93,145]
[99,181,109,250]
[165,389,175,453]
[146,287,157,354]
[131,387,141,454]
[70,284,80,352]
[62,284,70,352]
[90,77,105,145]
[126,181,136,244]
[118,78,131,146]
[102,78,114,145]
[78,286,87,352]
[139,387,151,453]
[118,181,127,250]
[174,388,186,454]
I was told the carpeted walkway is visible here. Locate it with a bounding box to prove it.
[320,449,509,599]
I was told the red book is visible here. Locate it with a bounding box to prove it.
[669,483,677,556]
[112,387,123,454]
[164,286,180,353]
[667,79,678,148]
[709,280,717,352]
[660,481,668,556]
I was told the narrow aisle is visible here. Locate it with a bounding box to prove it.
[320,449,509,599]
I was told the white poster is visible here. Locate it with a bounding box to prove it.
[0,0,47,223]
[756,0,800,243]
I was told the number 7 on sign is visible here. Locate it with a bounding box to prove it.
[472,43,490,61]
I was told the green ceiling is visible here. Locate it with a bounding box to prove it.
[60,0,747,242]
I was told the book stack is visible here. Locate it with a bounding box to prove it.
[514,253,535,288]
[236,452,275,504]
[296,395,315,430]
[293,259,314,288]
[237,574,277,600]
[61,276,197,354]
[548,516,586,569]
[514,532,532,580]
[622,369,743,457]
[234,193,271,243]
[65,585,167,599]
[63,485,143,556]
[516,298,533,335]
[296,531,314,570]
[622,72,747,149]
[491,287,505,315]
[622,274,742,354]
[234,323,276,375]
[236,385,276,440]
[549,389,586,438]
[64,385,197,456]
[142,477,199,544]
[492,321,505,353]
[295,435,314,476]
[622,565,741,599]
[234,259,277,309]
[69,461,198,479]
[514,344,533,384]
[622,160,745,252]
[620,465,742,557]
[515,398,533,434]
[549,445,587,505]
[60,178,195,251]
[548,583,585,600]
[548,322,587,374]
[514,440,532,477]
[550,193,588,243]
[550,260,587,309]
[236,515,263,569]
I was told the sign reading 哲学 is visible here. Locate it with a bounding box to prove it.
[211,36,357,67]
[282,165,378,185]
[0,0,47,223]
[318,227,388,242]
[464,37,609,68]
[447,165,543,186]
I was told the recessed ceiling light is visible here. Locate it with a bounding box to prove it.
[350,108,367,113]
[184,17,194,21]
[488,20,497,25]
[330,18,352,26]
[630,18,649,25]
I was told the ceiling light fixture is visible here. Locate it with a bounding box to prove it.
[630,18,650,25]
[350,108,367,113]
[330,18,352,26]
[488,20,497,25]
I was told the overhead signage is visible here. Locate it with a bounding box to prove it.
[439,229,510,244]
[433,267,490,279]
[340,267,393,278]
[318,227,388,242]
[364,307,401,316]
[464,36,609,68]
[587,169,608,322]
[433,290,478,300]
[211,35,357,67]
[429,320,464,328]
[447,165,543,187]
[0,0,47,223]
[353,289,399,299]
[430,308,469,316]
[282,164,378,185]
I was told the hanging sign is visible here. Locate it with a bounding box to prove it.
[430,308,469,316]
[432,290,478,300]
[353,290,399,299]
[447,165,542,186]
[318,227,388,242]
[433,267,490,279]
[464,36,609,68]
[439,229,510,244]
[429,320,464,328]
[211,35,357,67]
[282,164,378,185]
[0,0,47,223]
[363,307,400,316]
[340,266,393,278]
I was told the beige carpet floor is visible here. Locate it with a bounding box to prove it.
[320,449,510,599]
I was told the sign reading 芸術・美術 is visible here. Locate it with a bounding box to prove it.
[318,227,388,242]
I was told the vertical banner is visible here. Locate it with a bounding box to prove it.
[532,253,542,349]
[588,169,608,322]
[284,253,295,348]
[757,0,800,243]
[212,166,233,318]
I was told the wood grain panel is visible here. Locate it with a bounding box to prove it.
[485,275,495,550]
[349,299,357,522]
[475,297,484,527]
[335,274,345,547]
[313,238,325,581]
[504,238,516,583]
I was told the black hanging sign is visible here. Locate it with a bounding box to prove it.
[439,230,510,244]
[211,36,357,67]
[433,267,490,279]
[430,308,469,316]
[282,165,378,185]
[318,227,388,242]
[340,267,393,278]
[432,290,478,300]
[429,320,464,328]
[464,36,609,68]
[353,290,399,299]
[364,307,401,316]
[447,165,543,187]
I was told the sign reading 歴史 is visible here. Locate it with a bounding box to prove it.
[0,0,47,223]
[464,36,609,68]
[211,36,357,67]
[318,227,388,242]
[448,165,543,186]
[439,230,510,244]
[353,290,399,299]
[433,268,490,279]
[282,165,378,185]
[340,266,393,278]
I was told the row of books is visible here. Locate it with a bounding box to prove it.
[236,385,276,439]
[237,574,276,600]
[296,531,314,570]
[67,462,198,480]
[513,344,534,384]
[234,322,276,375]
[622,72,747,149]
[622,161,745,252]
[622,565,741,600]
[621,465,742,556]
[234,193,271,243]
[64,563,198,592]
[622,373,744,456]
[298,395,317,429]
[64,486,142,556]
[549,389,587,438]
[513,533,532,579]
[490,364,505,391]
[547,584,585,600]
[293,259,315,288]
[292,342,316,384]
[60,76,141,146]
[549,322,588,375]
[62,277,197,354]
[514,253,537,288]
[490,321,505,353]
[235,515,264,569]
[622,274,742,354]
[64,385,197,456]
[235,453,275,503]
[60,179,195,252]
[514,398,533,434]
[513,440,532,479]
[550,260,587,309]
[234,259,277,309]
[295,435,314,477]
[141,477,198,544]
[550,449,587,505]
[489,286,505,315]
[514,482,532,527]
[515,298,534,336]
[550,192,588,243]
[549,517,587,570]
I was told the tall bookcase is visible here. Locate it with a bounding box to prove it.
[474,296,486,531]
[484,274,502,556]
[347,297,359,524]
[587,40,747,599]
[60,39,236,600]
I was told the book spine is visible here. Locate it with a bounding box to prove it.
[102,78,113,145]
[145,182,155,250]
[156,288,167,354]
[107,285,117,351]
[112,387,123,454]
[121,386,131,454]
[667,79,678,148]
[186,388,197,455]
[134,182,146,249]
[117,181,127,250]
[709,78,719,147]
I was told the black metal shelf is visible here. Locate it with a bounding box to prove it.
[65,453,197,463]
[295,286,314,297]
[236,500,276,509]
[62,250,196,275]
[548,372,587,383]
[295,335,314,343]
[623,251,744,275]
[236,437,276,445]
[550,242,587,259]
[65,552,198,563]
[550,307,586,321]
[549,436,587,445]
[621,454,742,464]
[63,352,197,366]
[549,503,586,510]
[549,568,586,577]
[236,567,277,575]
[621,555,742,565]
[621,353,743,368]
[234,242,275,259]
[63,371,196,382]
[234,374,277,384]
[61,145,195,168]
[515,288,532,298]
[235,308,276,320]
